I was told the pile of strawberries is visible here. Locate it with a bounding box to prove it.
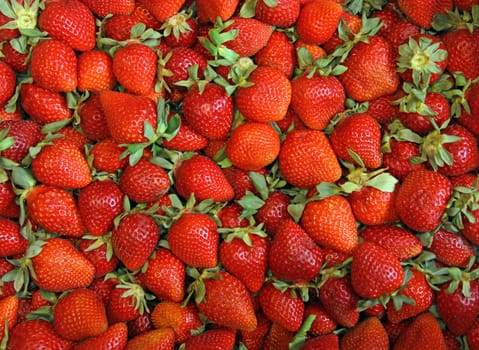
[1,0,479,348]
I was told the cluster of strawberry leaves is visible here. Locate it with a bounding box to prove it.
[1,0,479,348]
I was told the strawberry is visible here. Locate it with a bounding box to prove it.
[372,2,402,38]
[235,66,292,123]
[330,113,383,169]
[458,81,479,136]
[80,0,135,17]
[339,35,400,102]
[295,0,343,45]
[386,19,420,55]
[340,317,389,350]
[254,31,296,78]
[351,241,405,299]
[386,269,434,324]
[196,271,257,331]
[290,74,345,130]
[382,139,426,181]
[8,319,74,350]
[0,258,16,298]
[217,202,250,227]
[395,169,452,232]
[107,284,145,323]
[181,82,233,140]
[113,43,158,96]
[240,312,271,350]
[0,41,29,73]
[255,191,291,235]
[26,185,87,237]
[161,114,208,151]
[279,129,342,188]
[223,17,274,57]
[168,212,219,267]
[111,213,159,271]
[255,0,300,27]
[162,47,208,90]
[78,238,119,278]
[258,282,304,332]
[74,323,128,350]
[397,0,453,29]
[103,14,141,41]
[100,90,157,144]
[183,328,236,349]
[90,277,118,305]
[0,61,16,106]
[31,140,92,189]
[89,138,127,173]
[429,229,475,268]
[0,181,18,218]
[78,180,124,236]
[466,319,479,350]
[304,301,337,336]
[141,248,185,302]
[301,195,358,254]
[136,0,185,22]
[0,217,28,257]
[31,237,95,292]
[174,155,234,202]
[151,301,202,343]
[322,11,362,54]
[0,104,22,122]
[125,328,175,350]
[302,334,340,350]
[196,0,239,22]
[38,0,96,51]
[53,288,108,341]
[0,295,18,342]
[162,13,198,48]
[263,322,294,350]
[127,313,153,338]
[0,120,43,163]
[393,312,447,350]
[269,219,322,283]
[360,225,422,261]
[77,50,116,93]
[368,92,402,125]
[441,28,479,80]
[20,83,71,123]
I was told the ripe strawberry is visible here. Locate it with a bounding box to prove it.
[74,322,128,350]
[263,322,294,350]
[78,238,119,278]
[127,313,153,338]
[141,248,185,302]
[304,301,337,336]
[296,0,343,45]
[161,13,198,48]
[162,114,208,151]
[107,284,145,323]
[395,169,452,232]
[162,47,208,89]
[441,28,479,80]
[89,138,127,173]
[183,328,236,349]
[220,228,269,292]
[174,155,234,202]
[269,219,322,283]
[112,213,159,271]
[31,140,92,189]
[301,195,358,254]
[397,0,453,29]
[0,217,28,257]
[90,277,118,305]
[240,312,271,350]
[235,66,292,123]
[458,81,479,136]
[53,126,89,151]
[222,17,273,57]
[0,181,18,218]
[182,82,233,140]
[0,295,18,342]
[217,202,250,227]
[290,74,345,130]
[78,180,124,236]
[8,319,74,350]
[26,185,87,237]
[340,317,389,350]
[255,0,300,27]
[255,191,292,235]
[0,41,29,73]
[151,301,202,343]
[0,120,43,163]
[429,229,475,268]
[0,61,15,106]
[254,31,296,78]
[393,312,447,350]
[100,90,157,144]
[20,83,71,123]
[0,104,22,122]
[259,282,304,332]
[372,2,402,38]
[382,139,426,181]
[38,0,96,51]
[196,271,257,331]
[125,328,175,350]
[322,11,362,54]
[0,258,16,298]
[386,269,434,323]
[466,319,479,350]
[80,0,135,17]
[31,237,95,292]
[368,92,402,125]
[196,0,239,22]
[53,288,108,341]
[136,0,185,22]
[360,225,422,261]
[168,212,219,267]
[330,113,382,169]
[78,50,116,93]
[102,14,140,41]
[302,334,340,350]
[339,35,400,102]
[279,129,342,188]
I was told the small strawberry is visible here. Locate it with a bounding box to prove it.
[255,31,296,79]
[183,328,236,349]
[429,229,475,268]
[0,217,28,257]
[368,92,402,125]
[168,212,219,268]
[0,41,29,74]
[0,258,16,298]
[196,0,239,22]
[255,0,300,27]
[77,50,116,93]
[136,0,185,22]
[81,0,135,17]
[78,238,119,278]
[90,277,118,305]
[161,13,198,48]
[217,202,250,227]
[111,213,159,271]
[125,328,175,350]
[0,61,16,106]
[127,313,153,338]
[0,120,43,163]
[263,322,294,350]
[20,83,71,123]
[397,0,453,29]
[53,288,108,341]
[161,47,208,90]
[74,322,128,350]
[304,301,337,336]
[255,191,292,235]
[319,278,359,328]
[102,14,141,41]
[382,139,427,181]
[89,138,127,173]
[8,319,74,350]
[393,312,447,350]
[340,317,389,350]
[223,17,273,57]
[0,181,18,218]
[107,283,147,323]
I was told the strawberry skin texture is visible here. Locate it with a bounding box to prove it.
[397,0,453,29]
[79,238,119,278]
[81,0,136,17]
[136,0,185,22]
[8,319,74,350]
[197,271,257,331]
[0,120,43,163]
[393,312,447,350]
[320,277,359,328]
[0,217,28,257]
[395,169,452,232]
[31,238,95,292]
[442,29,479,80]
[254,31,296,79]
[224,17,273,57]
[196,0,239,22]
[74,322,128,350]
[0,295,19,342]
[78,50,116,93]
[183,328,237,349]
[125,328,175,350]
[0,61,16,106]
[255,0,300,27]
[340,317,389,350]
[429,229,475,268]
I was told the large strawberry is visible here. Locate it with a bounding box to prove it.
[255,0,300,28]
[8,319,74,350]
[340,317,389,350]
[254,31,296,78]
[74,323,128,350]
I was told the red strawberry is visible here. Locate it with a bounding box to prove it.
[466,319,479,350]
[0,181,19,218]
[0,295,18,342]
[80,0,135,17]
[0,120,43,163]
[107,284,145,323]
[240,312,271,350]
[393,312,447,350]
[161,13,198,48]
[259,282,304,332]
[0,61,16,106]
[395,169,452,232]
[168,212,219,267]
[77,50,116,93]
[441,28,479,80]
[255,0,300,27]
[127,313,153,338]
[429,229,475,268]
[111,213,159,271]
[0,258,16,298]
[78,238,119,278]
[0,41,29,73]
[254,31,296,78]
[458,81,479,136]
[223,17,273,57]
[38,0,96,51]
[141,248,185,302]
[196,0,239,22]
[125,328,175,350]
[217,203,249,228]
[89,138,127,173]
[382,139,426,181]
[263,322,294,350]
[302,334,339,350]
[100,90,157,144]
[174,155,234,202]
[20,83,71,123]
[103,14,141,41]
[340,317,389,350]
[304,301,337,336]
[183,328,236,349]
[0,217,28,257]
[255,191,292,235]
[162,47,208,89]
[397,0,453,29]
[53,288,108,341]
[136,0,185,22]
[26,185,87,237]
[8,319,74,350]
[322,11,362,54]
[74,323,128,350]
[368,92,402,125]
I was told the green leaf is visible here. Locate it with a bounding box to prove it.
[128,148,144,166]
[11,166,36,189]
[143,120,156,141]
[249,171,269,201]
[287,203,305,223]
[164,113,181,141]
[365,173,398,192]
[0,137,14,152]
